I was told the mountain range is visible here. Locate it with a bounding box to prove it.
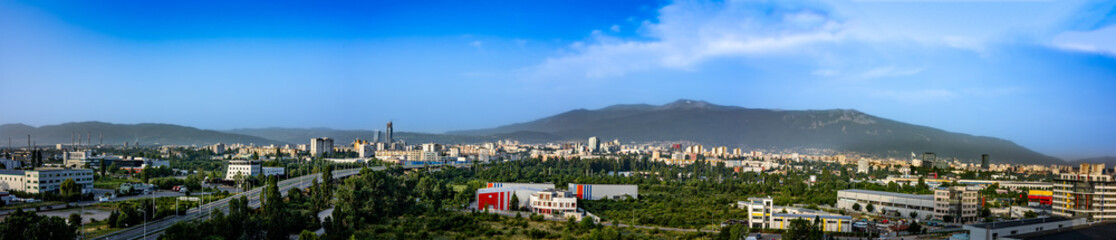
[0,99,1069,165]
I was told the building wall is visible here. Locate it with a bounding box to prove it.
[0,169,94,194]
[964,218,1085,240]
[568,184,638,200]
[1052,171,1116,221]
[225,161,262,180]
[836,190,935,220]
[768,215,852,232]
[486,182,554,189]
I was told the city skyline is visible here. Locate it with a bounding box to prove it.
[2,0,1115,159]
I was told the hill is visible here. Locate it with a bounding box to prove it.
[450,99,1065,165]
[0,121,285,147]
[223,128,532,146]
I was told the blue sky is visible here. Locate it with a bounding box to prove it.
[0,0,1114,159]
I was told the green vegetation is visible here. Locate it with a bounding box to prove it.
[0,209,78,240]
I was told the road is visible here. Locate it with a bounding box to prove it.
[97,163,470,240]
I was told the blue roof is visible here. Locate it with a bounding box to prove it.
[0,170,25,175]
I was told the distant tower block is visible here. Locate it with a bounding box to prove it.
[981,154,990,170]
[386,121,394,143]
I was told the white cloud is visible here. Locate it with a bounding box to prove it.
[860,66,924,79]
[470,40,483,49]
[521,0,846,81]
[813,69,839,76]
[1051,25,1116,56]
[610,25,621,32]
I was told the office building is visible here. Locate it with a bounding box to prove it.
[568,184,638,200]
[588,137,600,153]
[857,158,869,173]
[224,160,278,180]
[1052,163,1116,221]
[837,189,935,220]
[310,137,334,157]
[981,154,990,170]
[386,122,394,143]
[0,168,94,194]
[529,189,578,215]
[934,186,980,223]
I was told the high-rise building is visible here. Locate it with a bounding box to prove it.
[981,154,990,170]
[588,136,600,153]
[211,143,226,154]
[310,138,334,157]
[386,122,394,143]
[857,158,869,173]
[372,130,382,142]
[934,186,979,223]
[1053,163,1116,221]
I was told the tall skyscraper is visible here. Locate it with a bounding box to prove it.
[922,152,937,168]
[372,130,382,142]
[386,122,394,143]
[588,136,600,153]
[981,154,990,170]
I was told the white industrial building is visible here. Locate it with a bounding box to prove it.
[0,168,94,194]
[837,189,935,220]
[224,160,285,180]
[486,182,555,189]
[567,183,638,200]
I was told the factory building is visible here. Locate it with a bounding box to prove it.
[567,183,638,200]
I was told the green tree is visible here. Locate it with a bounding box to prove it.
[783,218,821,240]
[0,209,78,240]
[68,213,82,230]
[60,178,80,201]
[909,211,918,219]
[1024,210,1037,218]
[717,223,749,240]
[298,230,318,240]
[907,221,922,234]
[866,203,875,213]
[852,203,861,211]
[509,193,520,211]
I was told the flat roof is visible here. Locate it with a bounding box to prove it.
[773,214,853,220]
[1005,222,1116,240]
[966,217,1072,229]
[839,189,934,200]
[0,170,25,175]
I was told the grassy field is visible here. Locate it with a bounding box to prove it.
[80,220,127,239]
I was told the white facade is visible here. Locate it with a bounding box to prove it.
[934,186,980,223]
[567,183,638,200]
[225,160,262,180]
[358,144,375,158]
[310,138,334,157]
[530,189,578,215]
[0,168,94,194]
[837,189,935,220]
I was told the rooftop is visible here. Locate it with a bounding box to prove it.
[1004,222,1116,240]
[773,213,853,220]
[966,217,1072,230]
[839,189,934,200]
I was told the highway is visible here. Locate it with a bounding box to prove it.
[95,163,469,240]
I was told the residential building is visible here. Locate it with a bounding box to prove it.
[310,137,334,157]
[212,143,226,154]
[837,189,935,220]
[588,137,600,153]
[358,144,375,158]
[567,184,638,200]
[0,168,94,194]
[858,158,869,173]
[934,186,980,223]
[1052,163,1116,221]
